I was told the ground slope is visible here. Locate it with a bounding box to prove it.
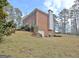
[0,31,79,57]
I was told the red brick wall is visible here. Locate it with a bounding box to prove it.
[23,13,36,25]
[23,9,49,36]
[36,11,49,36]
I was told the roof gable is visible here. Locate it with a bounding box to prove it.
[23,8,48,20]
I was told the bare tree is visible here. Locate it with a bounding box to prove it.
[59,9,69,34]
[69,0,79,34]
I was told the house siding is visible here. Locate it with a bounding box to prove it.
[23,9,49,36]
[23,12,36,25]
[36,10,49,36]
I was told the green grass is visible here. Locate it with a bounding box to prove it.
[0,31,79,58]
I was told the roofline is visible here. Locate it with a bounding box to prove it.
[35,8,48,15]
[23,8,48,20]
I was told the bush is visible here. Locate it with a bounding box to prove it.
[21,24,38,33]
[4,28,15,36]
[0,33,4,42]
[11,28,15,33]
[4,21,16,36]
[0,0,8,42]
[21,24,31,31]
[24,25,30,31]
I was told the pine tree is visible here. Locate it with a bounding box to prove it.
[0,0,22,42]
[0,0,8,41]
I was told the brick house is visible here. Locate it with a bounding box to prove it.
[23,8,54,36]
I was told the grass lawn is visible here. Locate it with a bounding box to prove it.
[0,31,79,58]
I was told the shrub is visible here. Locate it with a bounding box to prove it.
[4,20,16,36]
[0,33,4,42]
[21,24,31,31]
[24,24,30,31]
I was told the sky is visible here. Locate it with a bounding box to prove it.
[8,0,75,16]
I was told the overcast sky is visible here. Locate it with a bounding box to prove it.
[8,0,75,16]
